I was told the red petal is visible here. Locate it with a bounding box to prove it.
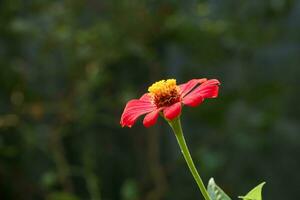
[182,79,220,107]
[192,80,220,98]
[143,109,160,128]
[198,85,219,98]
[120,96,155,128]
[182,93,204,107]
[179,78,207,97]
[198,79,220,88]
[163,102,182,120]
[139,93,152,101]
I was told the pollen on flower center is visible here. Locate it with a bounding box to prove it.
[148,79,181,107]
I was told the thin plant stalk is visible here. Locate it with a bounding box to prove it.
[168,117,211,200]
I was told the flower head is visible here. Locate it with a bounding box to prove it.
[120,78,220,128]
[148,79,181,108]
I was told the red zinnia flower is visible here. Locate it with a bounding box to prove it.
[120,78,220,128]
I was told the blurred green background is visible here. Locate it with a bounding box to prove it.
[1,0,300,199]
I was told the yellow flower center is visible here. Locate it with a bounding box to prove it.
[148,79,181,107]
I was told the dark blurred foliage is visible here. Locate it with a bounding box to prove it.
[0,0,299,199]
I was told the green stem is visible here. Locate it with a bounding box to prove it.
[168,117,211,200]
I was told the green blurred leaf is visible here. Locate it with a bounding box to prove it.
[41,171,57,188]
[121,179,139,200]
[207,178,232,200]
[238,182,266,200]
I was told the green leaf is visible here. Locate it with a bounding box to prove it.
[238,182,266,200]
[207,178,232,200]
